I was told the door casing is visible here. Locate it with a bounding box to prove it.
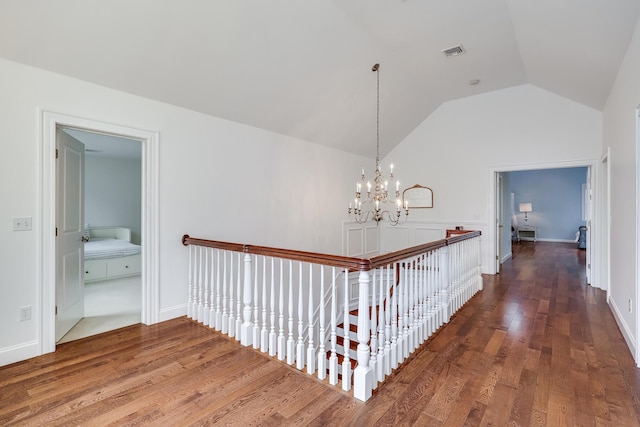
[489,160,598,280]
[40,111,159,355]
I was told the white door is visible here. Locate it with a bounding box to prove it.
[585,166,592,285]
[56,129,85,341]
[496,174,503,273]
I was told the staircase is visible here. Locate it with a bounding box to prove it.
[331,312,358,374]
[182,230,483,401]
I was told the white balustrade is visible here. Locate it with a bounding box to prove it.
[183,231,482,402]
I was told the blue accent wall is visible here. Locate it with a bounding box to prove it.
[507,167,587,242]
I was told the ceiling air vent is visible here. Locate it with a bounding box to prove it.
[442,44,465,57]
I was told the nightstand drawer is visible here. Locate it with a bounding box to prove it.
[107,256,141,276]
[517,226,537,242]
[84,260,107,281]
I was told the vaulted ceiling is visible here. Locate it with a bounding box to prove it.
[1,1,639,158]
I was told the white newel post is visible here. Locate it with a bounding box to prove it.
[440,246,450,324]
[241,252,253,346]
[354,270,373,402]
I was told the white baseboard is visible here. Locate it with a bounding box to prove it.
[534,238,578,243]
[0,340,39,368]
[158,303,187,323]
[608,296,637,363]
[501,252,512,263]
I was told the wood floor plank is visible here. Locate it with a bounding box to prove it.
[2,242,640,426]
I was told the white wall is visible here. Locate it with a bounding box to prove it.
[85,156,142,244]
[508,167,587,242]
[0,58,369,366]
[384,84,602,274]
[603,19,640,360]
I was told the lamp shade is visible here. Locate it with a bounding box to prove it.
[519,203,532,213]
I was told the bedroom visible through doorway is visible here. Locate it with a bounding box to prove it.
[58,128,142,343]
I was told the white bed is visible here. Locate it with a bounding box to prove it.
[84,226,141,282]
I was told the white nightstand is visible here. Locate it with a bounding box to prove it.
[517,225,537,242]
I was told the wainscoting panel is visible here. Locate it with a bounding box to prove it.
[364,225,379,256]
[343,222,381,258]
[345,226,364,257]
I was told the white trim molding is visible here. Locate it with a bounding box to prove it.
[40,111,160,355]
[488,159,598,277]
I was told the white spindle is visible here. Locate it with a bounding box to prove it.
[221,251,228,334]
[418,253,427,345]
[268,257,276,356]
[196,246,203,321]
[203,247,210,326]
[252,257,260,349]
[228,252,235,337]
[391,262,399,369]
[414,257,420,349]
[342,269,352,391]
[377,266,386,382]
[236,253,242,340]
[296,263,305,370]
[260,259,273,353]
[441,246,450,325]
[428,251,436,336]
[317,266,327,380]
[402,263,410,359]
[477,238,483,291]
[369,269,378,389]
[214,249,222,330]
[329,268,338,385]
[287,260,295,365]
[208,248,215,328]
[408,258,415,353]
[384,264,392,376]
[278,258,286,361]
[307,265,315,375]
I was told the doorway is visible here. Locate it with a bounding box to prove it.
[490,161,597,282]
[57,128,143,343]
[40,111,159,355]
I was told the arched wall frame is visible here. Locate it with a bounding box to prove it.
[402,184,433,208]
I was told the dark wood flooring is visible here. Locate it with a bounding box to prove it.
[2,242,640,426]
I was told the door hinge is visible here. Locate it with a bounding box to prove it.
[56,148,59,159]
[55,227,58,237]
[55,305,58,315]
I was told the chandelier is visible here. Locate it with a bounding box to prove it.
[348,63,409,226]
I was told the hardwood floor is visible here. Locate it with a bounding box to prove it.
[2,242,640,426]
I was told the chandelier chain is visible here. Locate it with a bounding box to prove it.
[347,63,409,226]
[376,64,380,163]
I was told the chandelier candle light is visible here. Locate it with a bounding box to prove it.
[348,63,409,226]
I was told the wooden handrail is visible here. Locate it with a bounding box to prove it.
[182,235,370,270]
[182,230,481,272]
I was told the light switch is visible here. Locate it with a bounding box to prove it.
[13,217,32,231]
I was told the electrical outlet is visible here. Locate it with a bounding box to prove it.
[13,217,32,231]
[19,306,31,321]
